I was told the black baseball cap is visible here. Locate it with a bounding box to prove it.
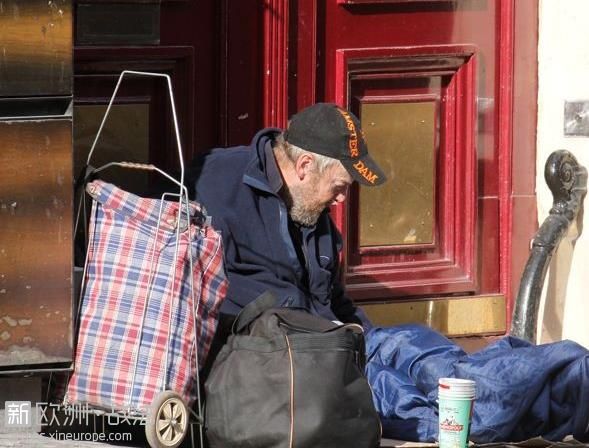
[284,103,387,186]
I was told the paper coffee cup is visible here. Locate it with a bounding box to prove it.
[438,378,476,448]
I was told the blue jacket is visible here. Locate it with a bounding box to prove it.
[190,128,370,328]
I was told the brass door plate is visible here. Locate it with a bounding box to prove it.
[361,294,506,337]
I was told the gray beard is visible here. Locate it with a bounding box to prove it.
[281,184,326,227]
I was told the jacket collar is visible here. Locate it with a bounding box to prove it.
[242,128,284,195]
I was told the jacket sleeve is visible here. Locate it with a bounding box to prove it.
[330,275,373,332]
[327,219,373,331]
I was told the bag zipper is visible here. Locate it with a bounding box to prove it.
[278,320,364,335]
[285,334,295,448]
[278,321,314,334]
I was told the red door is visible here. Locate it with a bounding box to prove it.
[72,0,537,338]
[264,0,538,336]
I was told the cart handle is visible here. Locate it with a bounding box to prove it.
[92,161,187,193]
[86,70,186,189]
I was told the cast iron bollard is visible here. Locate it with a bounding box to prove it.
[510,150,587,343]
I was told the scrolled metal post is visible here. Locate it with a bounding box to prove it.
[510,150,587,342]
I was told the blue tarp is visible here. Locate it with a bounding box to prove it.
[366,325,589,443]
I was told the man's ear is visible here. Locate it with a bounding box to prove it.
[294,153,315,181]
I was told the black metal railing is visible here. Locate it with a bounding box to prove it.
[510,150,587,342]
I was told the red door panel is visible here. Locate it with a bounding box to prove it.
[334,45,478,299]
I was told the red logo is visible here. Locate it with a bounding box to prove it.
[440,418,464,432]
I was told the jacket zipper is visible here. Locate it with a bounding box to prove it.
[301,230,310,277]
[279,203,309,293]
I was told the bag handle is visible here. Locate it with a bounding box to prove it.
[232,290,279,334]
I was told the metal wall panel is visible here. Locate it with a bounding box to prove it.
[76,2,160,45]
[0,118,73,367]
[0,0,72,96]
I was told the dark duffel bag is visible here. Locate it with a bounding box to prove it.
[204,291,381,448]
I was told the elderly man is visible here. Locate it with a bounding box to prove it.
[191,103,386,362]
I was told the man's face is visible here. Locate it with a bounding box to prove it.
[287,161,353,226]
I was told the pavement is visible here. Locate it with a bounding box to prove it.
[0,408,203,448]
[0,432,136,448]
[0,377,202,448]
[0,408,138,448]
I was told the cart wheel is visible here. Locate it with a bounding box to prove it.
[145,391,189,448]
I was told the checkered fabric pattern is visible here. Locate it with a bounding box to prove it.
[65,180,227,413]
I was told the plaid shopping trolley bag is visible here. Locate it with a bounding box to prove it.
[64,179,227,422]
